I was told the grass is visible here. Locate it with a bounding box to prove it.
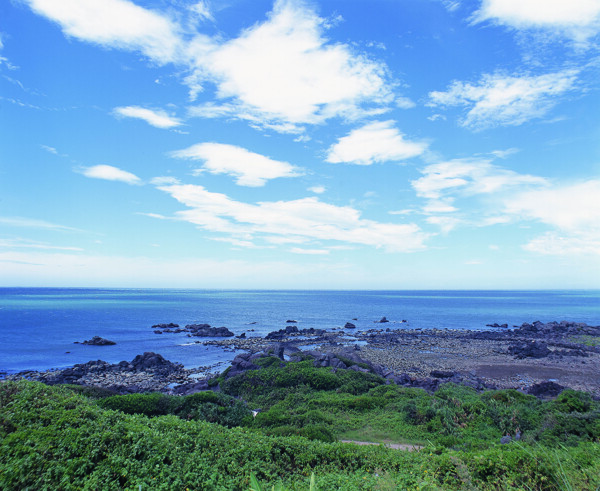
[567,334,600,346]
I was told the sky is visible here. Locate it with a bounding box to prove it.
[0,0,599,289]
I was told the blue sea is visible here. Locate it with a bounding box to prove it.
[1,288,599,375]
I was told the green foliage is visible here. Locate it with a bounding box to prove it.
[2,364,600,490]
[96,389,251,427]
[218,359,385,409]
[98,392,178,417]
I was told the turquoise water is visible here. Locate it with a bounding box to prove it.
[1,288,598,374]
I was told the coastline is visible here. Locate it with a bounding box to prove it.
[9,320,600,398]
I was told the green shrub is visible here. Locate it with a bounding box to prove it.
[97,392,177,417]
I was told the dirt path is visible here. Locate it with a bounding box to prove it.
[340,440,423,451]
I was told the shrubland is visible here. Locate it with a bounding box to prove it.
[1,359,599,490]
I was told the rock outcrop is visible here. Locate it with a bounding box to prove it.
[28,352,191,393]
[80,336,116,346]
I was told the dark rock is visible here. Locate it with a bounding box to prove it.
[130,352,182,372]
[189,325,234,337]
[430,370,454,379]
[378,317,389,323]
[152,323,179,329]
[81,336,116,346]
[265,330,285,340]
[171,380,209,396]
[185,323,211,331]
[527,381,566,398]
[344,322,356,329]
[508,341,551,359]
[286,320,297,323]
[236,332,246,339]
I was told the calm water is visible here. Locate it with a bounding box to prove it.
[1,288,598,374]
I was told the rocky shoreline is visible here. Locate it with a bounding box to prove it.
[7,320,600,398]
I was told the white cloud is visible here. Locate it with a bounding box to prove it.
[428,70,578,130]
[504,179,600,240]
[427,178,600,255]
[170,142,302,187]
[25,0,184,63]
[326,121,427,165]
[474,0,600,44]
[113,106,182,128]
[155,183,429,252]
[150,176,180,186]
[308,185,326,194]
[26,0,397,131]
[81,164,141,184]
[195,0,393,129]
[522,233,600,256]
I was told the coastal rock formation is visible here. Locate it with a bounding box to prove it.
[28,352,191,393]
[344,322,356,329]
[80,336,116,346]
[508,340,551,359]
[186,325,235,337]
[265,326,326,340]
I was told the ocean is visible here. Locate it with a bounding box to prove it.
[1,288,599,375]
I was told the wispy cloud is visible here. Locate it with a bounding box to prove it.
[80,164,141,185]
[40,144,59,154]
[290,247,330,255]
[473,0,600,45]
[504,179,600,255]
[170,143,302,187]
[428,70,578,130]
[154,183,429,252]
[308,185,326,194]
[0,238,83,251]
[412,158,548,233]
[189,1,213,23]
[113,106,182,128]
[412,158,546,200]
[0,216,82,232]
[326,121,428,165]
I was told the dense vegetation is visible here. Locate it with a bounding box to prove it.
[1,359,599,490]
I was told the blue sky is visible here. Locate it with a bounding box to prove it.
[1,0,599,289]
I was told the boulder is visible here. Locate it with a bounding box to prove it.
[508,341,551,359]
[188,325,235,337]
[527,381,566,398]
[344,322,356,329]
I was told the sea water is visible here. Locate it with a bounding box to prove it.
[1,288,598,374]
